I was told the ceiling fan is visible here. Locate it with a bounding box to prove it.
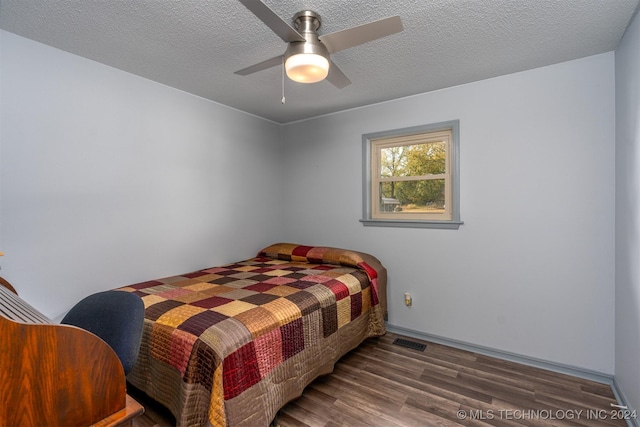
[234,0,404,88]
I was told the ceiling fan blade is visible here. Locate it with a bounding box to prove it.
[326,60,351,89]
[235,55,283,76]
[237,0,306,43]
[319,16,403,54]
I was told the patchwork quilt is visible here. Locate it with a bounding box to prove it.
[120,243,387,427]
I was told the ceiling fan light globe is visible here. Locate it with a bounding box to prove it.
[285,53,329,83]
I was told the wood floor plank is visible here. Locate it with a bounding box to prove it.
[331,364,409,405]
[394,402,466,427]
[403,396,496,427]
[131,332,628,427]
[535,383,618,410]
[581,382,619,398]
[418,369,496,404]
[290,388,373,427]
[275,404,314,427]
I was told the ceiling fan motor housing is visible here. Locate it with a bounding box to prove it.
[285,11,330,82]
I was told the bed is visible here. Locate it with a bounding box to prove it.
[119,243,387,427]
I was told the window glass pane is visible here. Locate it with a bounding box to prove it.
[379,179,445,213]
[379,142,446,178]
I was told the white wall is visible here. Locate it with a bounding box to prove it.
[615,8,640,413]
[282,53,616,374]
[0,31,284,320]
[0,28,620,377]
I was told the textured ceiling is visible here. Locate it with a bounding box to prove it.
[1,0,639,123]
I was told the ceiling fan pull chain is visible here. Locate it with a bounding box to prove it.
[281,55,286,104]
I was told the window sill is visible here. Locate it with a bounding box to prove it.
[360,219,463,229]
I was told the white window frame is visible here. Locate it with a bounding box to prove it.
[361,121,463,229]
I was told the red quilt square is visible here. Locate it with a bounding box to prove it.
[350,292,362,320]
[129,280,163,290]
[182,271,210,279]
[325,280,349,300]
[191,296,234,309]
[223,342,261,400]
[292,245,313,258]
[281,317,305,360]
[245,282,277,293]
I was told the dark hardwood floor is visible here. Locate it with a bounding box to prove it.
[131,332,628,427]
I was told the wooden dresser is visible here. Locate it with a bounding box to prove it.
[0,279,143,426]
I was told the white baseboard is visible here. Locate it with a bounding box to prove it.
[385,323,613,384]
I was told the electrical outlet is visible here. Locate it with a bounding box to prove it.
[404,292,412,307]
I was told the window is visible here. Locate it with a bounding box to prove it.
[361,121,462,229]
